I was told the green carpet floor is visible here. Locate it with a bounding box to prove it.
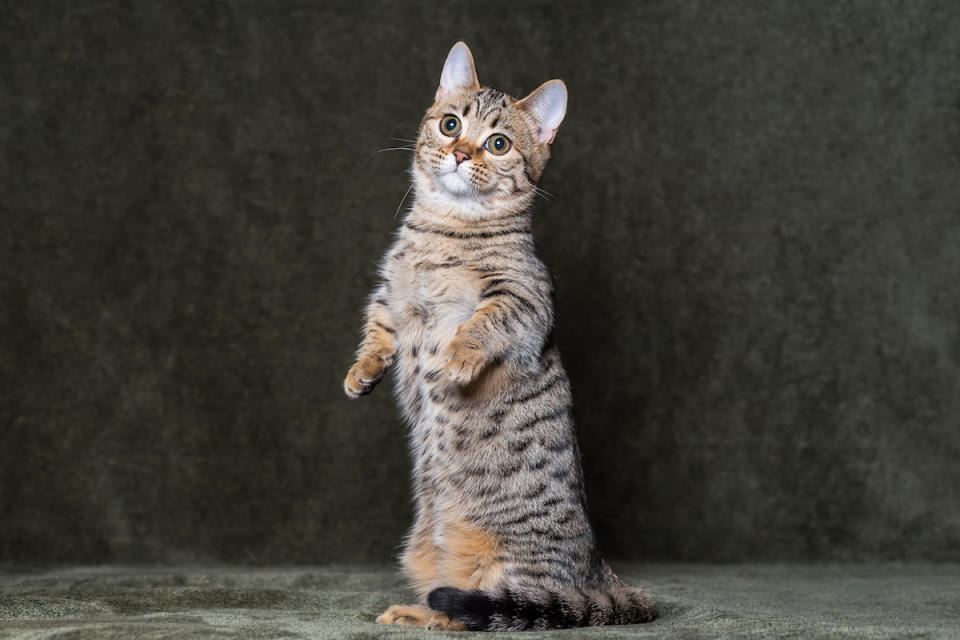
[1,564,957,639]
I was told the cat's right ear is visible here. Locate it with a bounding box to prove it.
[436,41,480,103]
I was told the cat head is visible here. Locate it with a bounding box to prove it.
[413,42,567,220]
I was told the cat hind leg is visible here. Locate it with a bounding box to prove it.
[376,604,467,631]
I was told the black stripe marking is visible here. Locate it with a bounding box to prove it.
[501,509,549,526]
[578,590,594,626]
[480,278,512,294]
[528,457,550,471]
[479,426,500,439]
[481,288,538,315]
[510,438,533,453]
[516,405,571,432]
[510,374,563,404]
[374,321,395,334]
[505,545,565,559]
[505,566,554,580]
[516,555,574,570]
[523,482,546,499]
[405,221,530,239]
[421,258,464,270]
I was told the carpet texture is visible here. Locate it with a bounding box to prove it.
[1,564,958,639]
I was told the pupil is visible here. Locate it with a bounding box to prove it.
[446,119,455,130]
[495,138,503,148]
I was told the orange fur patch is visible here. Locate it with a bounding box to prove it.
[365,326,395,357]
[441,516,503,591]
[462,359,510,400]
[402,515,504,599]
[377,604,467,631]
[402,533,443,600]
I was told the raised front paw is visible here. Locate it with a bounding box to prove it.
[443,339,488,387]
[344,353,392,398]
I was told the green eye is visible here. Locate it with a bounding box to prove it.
[486,134,511,156]
[439,115,462,137]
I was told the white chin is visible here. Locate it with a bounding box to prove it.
[437,171,475,196]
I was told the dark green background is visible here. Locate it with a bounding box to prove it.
[2,1,958,566]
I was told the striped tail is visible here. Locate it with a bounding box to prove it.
[427,584,657,632]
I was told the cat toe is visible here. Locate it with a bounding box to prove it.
[426,613,467,631]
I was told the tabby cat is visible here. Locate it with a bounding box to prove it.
[343,42,657,632]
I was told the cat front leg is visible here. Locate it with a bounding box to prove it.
[344,285,397,398]
[443,326,489,387]
[344,351,393,398]
[443,284,550,386]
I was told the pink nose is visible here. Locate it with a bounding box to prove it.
[453,149,471,165]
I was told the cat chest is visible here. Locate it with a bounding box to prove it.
[390,259,480,329]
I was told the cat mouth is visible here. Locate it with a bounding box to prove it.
[435,165,498,197]
[436,167,477,194]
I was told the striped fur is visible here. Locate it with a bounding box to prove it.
[345,42,656,632]
[429,583,657,632]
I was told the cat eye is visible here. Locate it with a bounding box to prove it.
[439,115,462,137]
[485,134,511,156]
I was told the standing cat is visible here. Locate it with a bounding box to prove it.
[343,42,657,632]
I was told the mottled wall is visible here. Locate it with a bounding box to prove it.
[2,1,958,565]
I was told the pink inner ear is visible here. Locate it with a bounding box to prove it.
[521,80,567,144]
[438,42,479,101]
[535,111,560,143]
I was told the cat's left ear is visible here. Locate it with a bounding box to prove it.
[436,41,480,102]
[516,79,568,144]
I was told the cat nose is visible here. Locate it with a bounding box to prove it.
[453,149,471,165]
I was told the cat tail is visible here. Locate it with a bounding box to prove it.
[427,583,657,632]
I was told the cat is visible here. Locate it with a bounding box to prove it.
[343,41,657,632]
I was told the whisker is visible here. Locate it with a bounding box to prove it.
[491,170,556,201]
[394,183,414,218]
[364,146,415,161]
[534,186,556,201]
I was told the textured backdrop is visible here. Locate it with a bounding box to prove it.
[1,1,959,565]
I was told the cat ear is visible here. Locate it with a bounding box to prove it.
[517,79,568,144]
[436,41,480,102]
